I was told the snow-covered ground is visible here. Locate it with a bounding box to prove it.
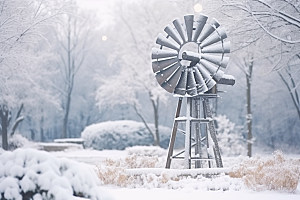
[51,147,300,200]
[1,146,300,200]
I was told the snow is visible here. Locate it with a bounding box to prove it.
[0,148,113,200]
[1,146,299,200]
[54,138,84,143]
[105,187,300,200]
[125,168,231,176]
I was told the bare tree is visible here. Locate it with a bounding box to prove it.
[235,53,254,157]
[54,9,96,138]
[222,0,300,117]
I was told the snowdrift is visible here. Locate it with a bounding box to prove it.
[0,148,112,200]
[81,120,183,150]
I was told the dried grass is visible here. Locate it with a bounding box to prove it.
[95,154,174,187]
[229,150,300,192]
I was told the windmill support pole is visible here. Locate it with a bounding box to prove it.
[194,98,202,168]
[184,97,192,169]
[166,97,183,168]
[203,98,223,168]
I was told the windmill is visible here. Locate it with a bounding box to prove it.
[151,14,235,169]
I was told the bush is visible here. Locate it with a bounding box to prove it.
[215,115,246,156]
[0,134,31,150]
[229,150,300,192]
[81,120,179,150]
[8,134,30,150]
[0,148,111,200]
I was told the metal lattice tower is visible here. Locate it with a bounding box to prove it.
[151,14,235,169]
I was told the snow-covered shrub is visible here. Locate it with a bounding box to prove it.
[0,148,112,200]
[215,115,246,156]
[126,146,167,157]
[229,150,300,192]
[8,134,30,150]
[81,120,173,150]
[0,134,31,150]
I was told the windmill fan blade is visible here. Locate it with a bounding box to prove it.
[156,33,180,51]
[193,67,208,93]
[186,69,197,96]
[198,18,220,43]
[164,24,183,45]
[152,14,232,96]
[173,18,187,43]
[200,59,224,81]
[184,15,194,42]
[155,62,181,85]
[196,63,216,90]
[200,26,227,48]
[174,68,187,95]
[201,54,230,69]
[192,14,208,42]
[201,41,230,54]
[152,48,178,59]
[162,65,183,93]
[152,57,179,73]
[221,57,230,68]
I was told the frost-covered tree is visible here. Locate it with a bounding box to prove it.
[215,115,246,156]
[221,0,300,123]
[53,6,97,138]
[0,0,71,149]
[95,0,189,146]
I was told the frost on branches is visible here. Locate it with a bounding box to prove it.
[214,115,246,156]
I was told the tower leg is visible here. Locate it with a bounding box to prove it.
[184,97,192,169]
[203,98,223,168]
[165,98,183,169]
[194,98,202,168]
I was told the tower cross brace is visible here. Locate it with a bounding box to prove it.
[165,94,223,169]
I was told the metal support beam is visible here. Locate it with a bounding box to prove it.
[184,97,192,169]
[166,98,183,169]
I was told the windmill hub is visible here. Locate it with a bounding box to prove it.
[178,42,200,68]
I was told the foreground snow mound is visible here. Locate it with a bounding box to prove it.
[0,148,113,200]
[81,120,178,150]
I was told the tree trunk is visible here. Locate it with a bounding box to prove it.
[40,112,44,142]
[150,98,160,146]
[0,107,9,150]
[10,103,24,136]
[246,69,253,157]
[62,92,71,138]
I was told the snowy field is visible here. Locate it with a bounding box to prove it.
[55,148,300,200]
[1,146,300,200]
